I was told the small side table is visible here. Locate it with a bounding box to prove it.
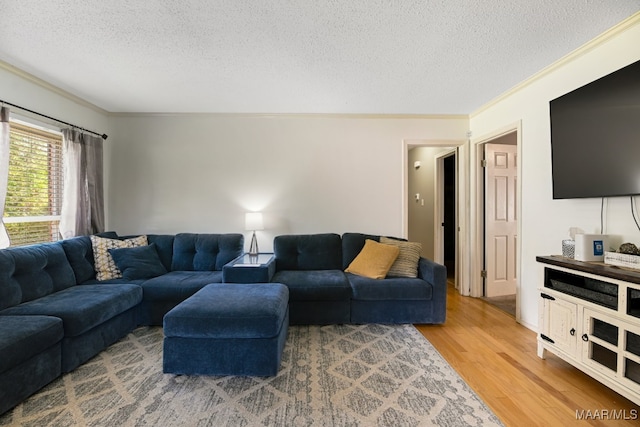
[223,253,276,283]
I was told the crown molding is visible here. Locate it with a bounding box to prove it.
[0,60,108,115]
[108,111,467,120]
[470,11,640,118]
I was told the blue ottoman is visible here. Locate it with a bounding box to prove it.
[163,283,289,376]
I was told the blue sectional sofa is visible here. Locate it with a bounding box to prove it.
[0,230,446,415]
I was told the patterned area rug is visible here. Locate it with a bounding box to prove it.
[1,324,503,426]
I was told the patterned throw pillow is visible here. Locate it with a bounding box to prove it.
[90,235,148,281]
[380,237,422,278]
[345,239,400,279]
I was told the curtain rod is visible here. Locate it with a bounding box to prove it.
[0,98,108,140]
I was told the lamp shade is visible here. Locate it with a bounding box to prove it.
[245,212,264,231]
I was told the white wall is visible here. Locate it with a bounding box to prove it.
[469,16,640,329]
[108,114,467,252]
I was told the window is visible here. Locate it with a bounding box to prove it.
[3,122,63,246]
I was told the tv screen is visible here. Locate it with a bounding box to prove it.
[550,59,640,199]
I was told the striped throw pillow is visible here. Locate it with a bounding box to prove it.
[380,237,422,278]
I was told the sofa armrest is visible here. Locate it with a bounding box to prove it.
[418,257,447,323]
[418,257,446,285]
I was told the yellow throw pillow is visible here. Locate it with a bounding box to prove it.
[380,237,422,278]
[345,239,400,279]
[90,235,148,281]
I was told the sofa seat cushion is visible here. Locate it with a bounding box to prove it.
[0,284,142,337]
[347,273,433,301]
[0,315,63,374]
[141,271,222,301]
[272,270,351,301]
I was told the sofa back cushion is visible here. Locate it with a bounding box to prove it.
[0,251,21,310]
[341,233,381,269]
[171,233,243,271]
[147,234,175,271]
[274,233,342,271]
[1,243,77,305]
[60,232,119,283]
[60,236,96,283]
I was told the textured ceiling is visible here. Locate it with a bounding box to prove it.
[0,1,638,114]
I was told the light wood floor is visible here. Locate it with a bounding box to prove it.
[415,283,640,427]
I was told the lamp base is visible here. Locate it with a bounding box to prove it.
[249,231,259,256]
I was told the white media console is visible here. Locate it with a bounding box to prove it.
[537,255,640,406]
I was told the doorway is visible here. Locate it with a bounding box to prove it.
[440,152,457,284]
[406,145,459,287]
[403,139,468,296]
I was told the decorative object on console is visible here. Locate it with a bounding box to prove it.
[605,243,640,270]
[574,234,608,262]
[604,251,640,271]
[561,227,582,259]
[619,242,640,255]
[562,239,575,259]
[245,212,263,256]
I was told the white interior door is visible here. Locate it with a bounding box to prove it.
[485,143,517,297]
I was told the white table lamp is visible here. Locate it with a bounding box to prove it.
[245,212,264,255]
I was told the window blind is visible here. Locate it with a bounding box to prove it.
[4,122,63,246]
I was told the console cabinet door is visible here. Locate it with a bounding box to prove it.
[541,293,578,357]
[582,308,640,389]
[582,309,620,376]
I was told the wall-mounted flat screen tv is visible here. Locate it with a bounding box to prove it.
[550,59,640,199]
